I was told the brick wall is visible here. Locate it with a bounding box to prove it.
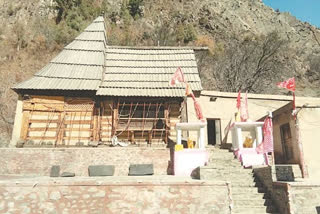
[0,178,229,214]
[0,148,173,176]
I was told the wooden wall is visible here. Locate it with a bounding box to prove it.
[20,96,181,146]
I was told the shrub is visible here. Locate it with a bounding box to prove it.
[128,0,143,18]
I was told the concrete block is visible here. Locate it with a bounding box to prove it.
[129,164,154,176]
[50,165,60,177]
[88,141,99,147]
[88,165,115,176]
[16,140,25,148]
[60,172,75,177]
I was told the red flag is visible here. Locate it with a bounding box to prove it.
[236,90,241,109]
[170,67,185,86]
[256,117,274,154]
[277,77,295,92]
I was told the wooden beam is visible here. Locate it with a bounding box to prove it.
[27,136,91,140]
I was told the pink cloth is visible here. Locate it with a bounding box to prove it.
[256,117,274,154]
[174,149,208,176]
[190,93,204,120]
[240,92,249,122]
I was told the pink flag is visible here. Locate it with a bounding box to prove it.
[240,92,249,122]
[191,93,204,120]
[277,77,295,92]
[256,117,274,154]
[236,90,241,109]
[170,67,185,86]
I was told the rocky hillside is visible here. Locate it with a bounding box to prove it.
[0,0,319,145]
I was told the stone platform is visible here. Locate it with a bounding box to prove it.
[0,176,230,214]
[0,147,173,176]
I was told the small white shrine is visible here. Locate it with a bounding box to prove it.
[174,122,208,176]
[175,122,206,149]
[230,121,267,167]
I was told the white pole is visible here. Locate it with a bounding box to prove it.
[177,129,182,145]
[237,127,243,149]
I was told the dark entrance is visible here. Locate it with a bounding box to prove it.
[207,119,221,145]
[280,123,293,163]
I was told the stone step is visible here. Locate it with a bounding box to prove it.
[209,153,235,157]
[232,192,266,200]
[206,163,243,168]
[200,174,255,182]
[208,158,241,164]
[231,186,262,193]
[234,198,273,207]
[233,205,277,213]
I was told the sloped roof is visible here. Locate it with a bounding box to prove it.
[96,46,202,97]
[13,16,106,91]
[13,16,203,97]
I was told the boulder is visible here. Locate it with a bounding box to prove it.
[88,165,115,176]
[129,164,154,176]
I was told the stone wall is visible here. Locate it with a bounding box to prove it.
[253,165,320,214]
[0,148,172,176]
[253,166,290,214]
[290,183,320,214]
[0,178,230,214]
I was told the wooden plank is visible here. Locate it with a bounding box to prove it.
[64,120,92,124]
[29,119,60,123]
[27,95,64,104]
[64,108,94,112]
[29,111,60,116]
[27,136,91,140]
[23,103,64,112]
[29,127,92,132]
[20,111,30,140]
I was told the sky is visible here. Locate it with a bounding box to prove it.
[263,0,320,28]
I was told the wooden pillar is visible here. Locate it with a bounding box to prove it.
[93,107,98,141]
[20,110,30,141]
[57,112,65,145]
[164,104,169,144]
[112,100,119,136]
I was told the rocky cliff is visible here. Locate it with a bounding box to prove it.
[0,0,319,144]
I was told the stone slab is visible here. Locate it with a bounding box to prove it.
[60,172,75,177]
[129,164,154,176]
[50,165,60,177]
[88,165,115,176]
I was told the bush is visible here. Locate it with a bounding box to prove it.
[128,0,143,19]
[175,24,197,44]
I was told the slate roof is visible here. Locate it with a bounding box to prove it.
[13,16,203,97]
[13,16,106,91]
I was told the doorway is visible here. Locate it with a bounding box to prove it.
[280,123,294,163]
[207,119,221,146]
